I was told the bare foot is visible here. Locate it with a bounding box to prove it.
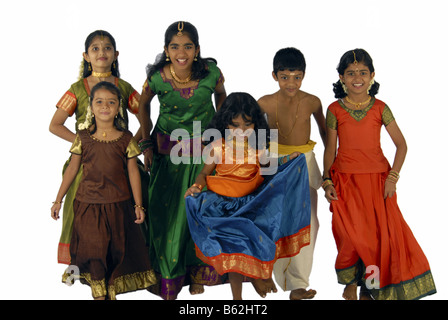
[251,278,269,298]
[189,284,204,295]
[264,278,278,294]
[290,288,317,300]
[342,284,357,300]
[359,285,373,300]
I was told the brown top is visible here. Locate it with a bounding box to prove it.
[70,129,140,204]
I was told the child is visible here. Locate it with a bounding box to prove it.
[51,82,156,300]
[49,30,146,266]
[137,21,227,300]
[258,47,326,300]
[323,48,436,300]
[184,92,311,300]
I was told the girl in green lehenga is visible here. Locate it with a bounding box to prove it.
[138,21,227,300]
[50,30,146,265]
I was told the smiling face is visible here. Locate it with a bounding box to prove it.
[165,34,199,71]
[273,69,305,97]
[91,88,120,123]
[340,62,375,95]
[83,36,119,72]
[228,114,255,139]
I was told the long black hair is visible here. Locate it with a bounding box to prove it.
[81,30,120,79]
[333,48,380,98]
[88,81,126,134]
[204,92,270,150]
[146,21,217,81]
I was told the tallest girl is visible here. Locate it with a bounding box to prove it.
[138,21,227,300]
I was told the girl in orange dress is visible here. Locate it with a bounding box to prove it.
[323,49,436,300]
[184,92,311,300]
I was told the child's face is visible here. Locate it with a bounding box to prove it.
[83,36,118,71]
[228,114,255,138]
[91,88,120,123]
[165,34,199,71]
[273,69,305,97]
[339,62,375,95]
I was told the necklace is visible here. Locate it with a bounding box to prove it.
[101,128,113,138]
[275,93,300,139]
[345,96,371,109]
[169,64,192,84]
[92,71,112,78]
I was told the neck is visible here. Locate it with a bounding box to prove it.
[170,64,192,80]
[345,92,370,103]
[92,67,112,76]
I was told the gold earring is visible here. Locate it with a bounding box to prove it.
[367,79,374,94]
[194,55,198,61]
[342,81,348,94]
[88,62,92,71]
[166,54,170,62]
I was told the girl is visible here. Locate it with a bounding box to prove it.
[184,92,311,300]
[49,30,146,265]
[137,21,227,300]
[51,82,156,300]
[323,49,436,300]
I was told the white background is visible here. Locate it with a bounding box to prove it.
[0,0,446,300]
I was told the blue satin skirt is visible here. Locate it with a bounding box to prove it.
[185,154,311,279]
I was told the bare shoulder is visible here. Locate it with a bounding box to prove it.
[258,93,276,112]
[300,90,322,111]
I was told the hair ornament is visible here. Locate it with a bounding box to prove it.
[177,21,184,36]
[353,50,358,65]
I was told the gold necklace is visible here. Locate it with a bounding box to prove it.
[275,93,300,139]
[92,71,112,78]
[345,96,371,109]
[101,128,113,138]
[169,64,192,84]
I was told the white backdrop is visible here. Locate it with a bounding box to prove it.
[0,0,446,300]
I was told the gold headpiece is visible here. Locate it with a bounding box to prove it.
[177,21,184,36]
[353,50,358,65]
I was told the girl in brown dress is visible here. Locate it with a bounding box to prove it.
[51,82,156,300]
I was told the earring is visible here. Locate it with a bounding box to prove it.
[113,61,116,69]
[88,62,92,72]
[367,79,374,95]
[194,55,198,62]
[342,81,348,94]
[166,55,170,62]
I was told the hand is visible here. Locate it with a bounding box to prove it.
[383,180,396,199]
[184,186,201,198]
[324,185,338,203]
[134,207,146,224]
[144,148,154,172]
[51,203,62,220]
[289,151,301,160]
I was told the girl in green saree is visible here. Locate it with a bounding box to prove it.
[138,21,227,300]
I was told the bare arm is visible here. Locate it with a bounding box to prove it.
[51,153,82,220]
[214,82,227,111]
[184,148,218,198]
[323,127,338,202]
[49,108,77,143]
[384,120,407,199]
[127,156,145,224]
[138,84,155,170]
[313,102,327,147]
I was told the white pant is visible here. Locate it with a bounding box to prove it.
[273,151,321,291]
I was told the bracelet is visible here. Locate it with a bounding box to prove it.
[321,179,334,190]
[278,155,290,166]
[386,170,400,184]
[52,200,63,204]
[134,204,146,212]
[191,183,203,191]
[138,139,154,153]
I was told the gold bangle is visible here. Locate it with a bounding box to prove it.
[192,183,203,191]
[52,201,63,204]
[134,204,146,212]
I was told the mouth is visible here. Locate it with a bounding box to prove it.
[176,58,188,66]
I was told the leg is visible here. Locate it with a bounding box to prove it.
[342,283,358,300]
[229,273,244,300]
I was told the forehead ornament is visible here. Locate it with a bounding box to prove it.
[177,21,184,37]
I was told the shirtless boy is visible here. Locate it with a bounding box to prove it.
[258,47,326,300]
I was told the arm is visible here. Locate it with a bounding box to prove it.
[214,82,227,111]
[323,127,338,202]
[138,83,155,171]
[184,149,218,198]
[51,154,82,220]
[127,157,145,224]
[49,108,77,143]
[384,120,407,199]
[313,101,327,147]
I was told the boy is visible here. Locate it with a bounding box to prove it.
[258,47,326,300]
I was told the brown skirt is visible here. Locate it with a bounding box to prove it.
[62,199,156,299]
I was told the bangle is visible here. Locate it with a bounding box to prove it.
[138,139,154,153]
[321,179,334,190]
[52,200,63,204]
[134,204,146,212]
[191,183,203,191]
